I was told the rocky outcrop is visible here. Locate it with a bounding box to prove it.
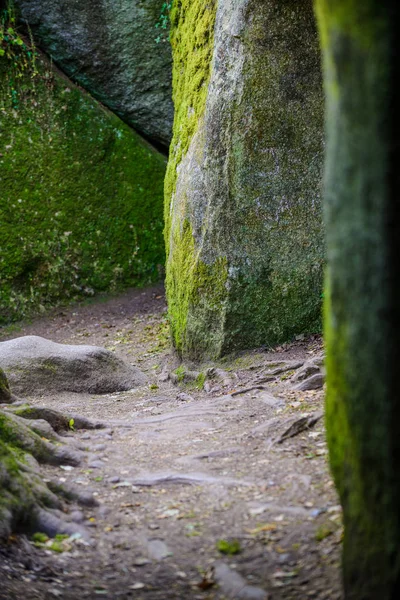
[165,0,324,360]
[0,38,166,323]
[0,336,147,395]
[14,0,173,147]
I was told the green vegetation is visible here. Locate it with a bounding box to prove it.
[216,538,241,555]
[173,365,186,383]
[155,1,172,44]
[0,7,166,323]
[315,524,334,542]
[32,532,70,552]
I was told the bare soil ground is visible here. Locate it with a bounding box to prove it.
[0,285,342,600]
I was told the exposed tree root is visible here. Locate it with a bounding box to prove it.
[0,369,98,540]
[2,404,103,432]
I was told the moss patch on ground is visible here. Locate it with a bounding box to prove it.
[0,18,166,323]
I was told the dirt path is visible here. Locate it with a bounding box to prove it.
[0,286,342,600]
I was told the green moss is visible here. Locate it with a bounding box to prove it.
[173,365,186,383]
[317,0,400,594]
[0,367,11,402]
[164,2,217,354]
[0,21,166,323]
[195,371,206,390]
[0,418,36,535]
[164,0,216,232]
[315,524,334,542]
[31,532,49,543]
[166,218,228,358]
[216,539,241,555]
[315,0,388,50]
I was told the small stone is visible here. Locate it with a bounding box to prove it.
[177,392,194,402]
[70,511,85,524]
[214,563,268,599]
[92,444,106,452]
[88,460,105,469]
[129,583,145,590]
[147,539,171,560]
[133,558,151,566]
[109,476,120,484]
[293,373,324,391]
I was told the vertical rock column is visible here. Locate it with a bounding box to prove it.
[165,0,324,361]
[316,0,400,597]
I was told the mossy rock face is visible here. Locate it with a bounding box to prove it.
[0,42,166,323]
[14,0,173,147]
[165,0,325,360]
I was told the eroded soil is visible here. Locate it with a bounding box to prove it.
[0,285,342,600]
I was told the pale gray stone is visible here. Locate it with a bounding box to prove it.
[0,336,146,396]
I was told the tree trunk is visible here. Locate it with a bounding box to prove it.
[315,1,400,598]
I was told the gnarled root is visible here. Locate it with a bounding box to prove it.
[2,404,103,433]
[0,399,99,540]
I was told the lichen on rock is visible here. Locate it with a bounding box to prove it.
[165,0,325,360]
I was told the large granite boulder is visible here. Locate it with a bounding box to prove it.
[14,0,173,147]
[165,0,324,360]
[0,336,147,396]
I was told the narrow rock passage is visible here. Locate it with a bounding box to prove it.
[0,286,342,599]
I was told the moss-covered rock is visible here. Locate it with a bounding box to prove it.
[0,26,166,323]
[0,406,97,538]
[316,0,400,597]
[0,367,11,404]
[0,367,99,537]
[165,0,324,360]
[14,0,173,148]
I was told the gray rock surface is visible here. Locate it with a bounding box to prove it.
[165,0,324,359]
[293,373,324,391]
[15,0,173,147]
[146,539,171,560]
[214,563,269,599]
[0,336,146,396]
[291,355,325,384]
